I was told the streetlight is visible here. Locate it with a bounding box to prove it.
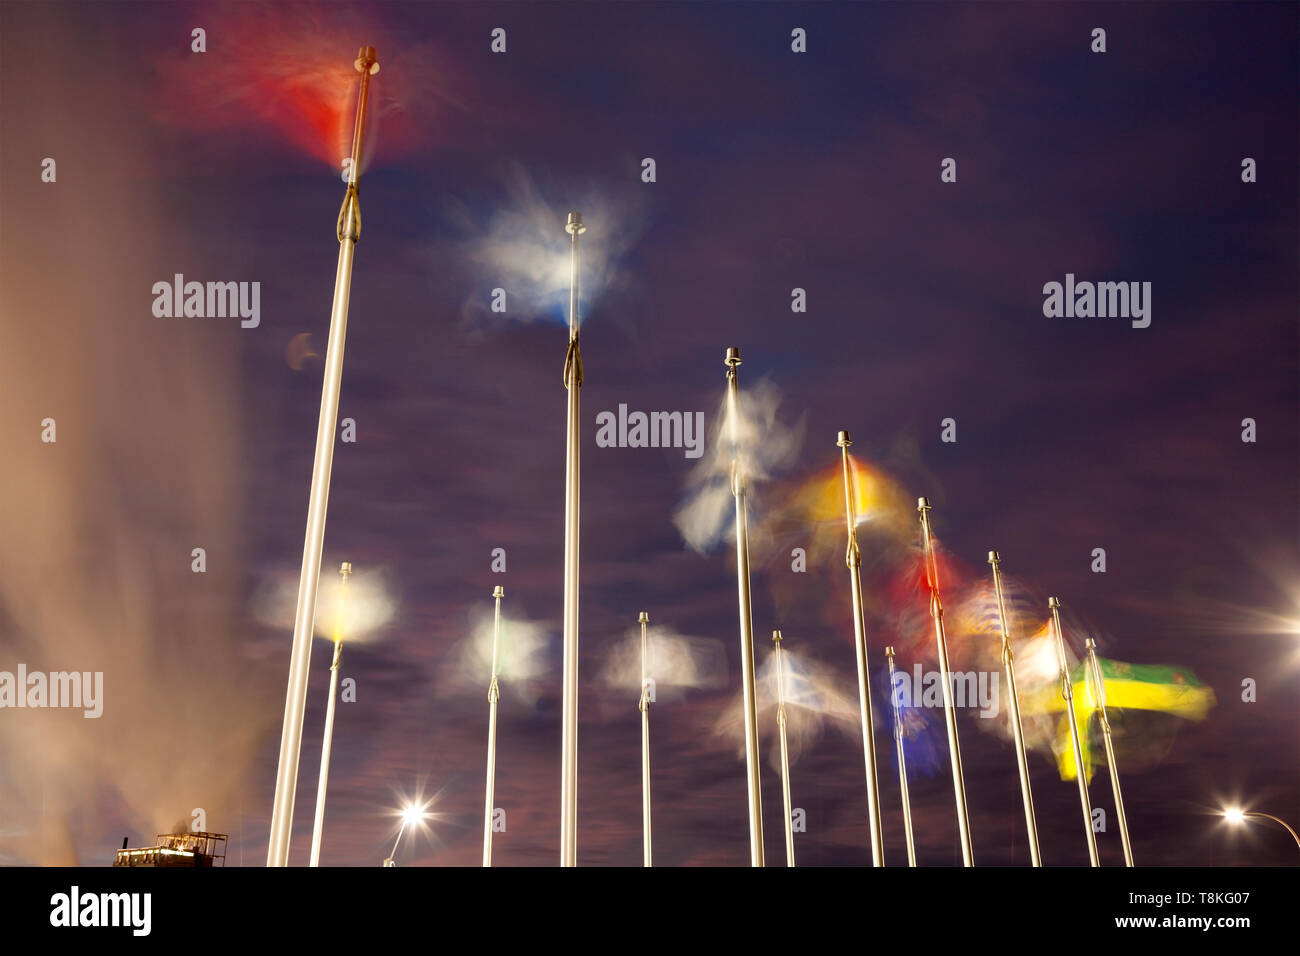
[383,803,429,867]
[1221,807,1300,853]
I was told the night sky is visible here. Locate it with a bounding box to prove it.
[0,1,1296,868]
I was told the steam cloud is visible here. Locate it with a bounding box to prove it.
[438,607,553,708]
[252,564,398,645]
[675,379,805,553]
[598,626,728,701]
[0,45,277,861]
[447,163,648,330]
[715,647,862,770]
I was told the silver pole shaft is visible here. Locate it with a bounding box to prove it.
[726,349,764,866]
[560,212,584,867]
[268,236,354,867]
[885,648,917,866]
[837,434,884,865]
[848,574,886,865]
[640,708,651,867]
[309,564,350,867]
[639,612,652,867]
[484,694,499,866]
[267,47,377,867]
[989,553,1042,866]
[1086,639,1133,865]
[484,587,503,866]
[308,638,343,867]
[773,633,795,867]
[1050,597,1099,866]
[918,498,974,866]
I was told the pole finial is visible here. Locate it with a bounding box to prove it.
[917,496,931,512]
[565,211,586,235]
[1084,638,1097,649]
[772,629,782,644]
[724,346,742,367]
[638,611,649,624]
[885,645,896,658]
[493,586,504,598]
[987,550,1000,564]
[1048,596,1061,609]
[339,562,352,576]
[354,46,380,74]
[836,429,852,447]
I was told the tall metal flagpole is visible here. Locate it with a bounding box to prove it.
[884,646,917,867]
[1049,596,1100,866]
[483,586,504,866]
[725,347,764,866]
[309,562,351,867]
[988,551,1042,867]
[268,46,379,867]
[1085,637,1134,866]
[917,497,974,866]
[772,630,795,867]
[639,611,652,867]
[560,211,585,867]
[836,431,885,866]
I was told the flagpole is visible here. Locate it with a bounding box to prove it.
[988,551,1041,867]
[772,630,795,867]
[725,346,764,866]
[917,497,974,866]
[884,646,917,867]
[308,562,351,867]
[483,586,504,866]
[1085,638,1134,866]
[267,46,379,867]
[1049,596,1099,866]
[836,431,885,866]
[560,211,585,867]
[638,611,653,867]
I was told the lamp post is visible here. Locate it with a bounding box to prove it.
[383,804,426,867]
[1222,808,1300,854]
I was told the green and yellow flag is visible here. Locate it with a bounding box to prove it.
[1021,658,1216,781]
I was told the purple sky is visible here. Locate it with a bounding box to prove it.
[0,1,1296,867]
